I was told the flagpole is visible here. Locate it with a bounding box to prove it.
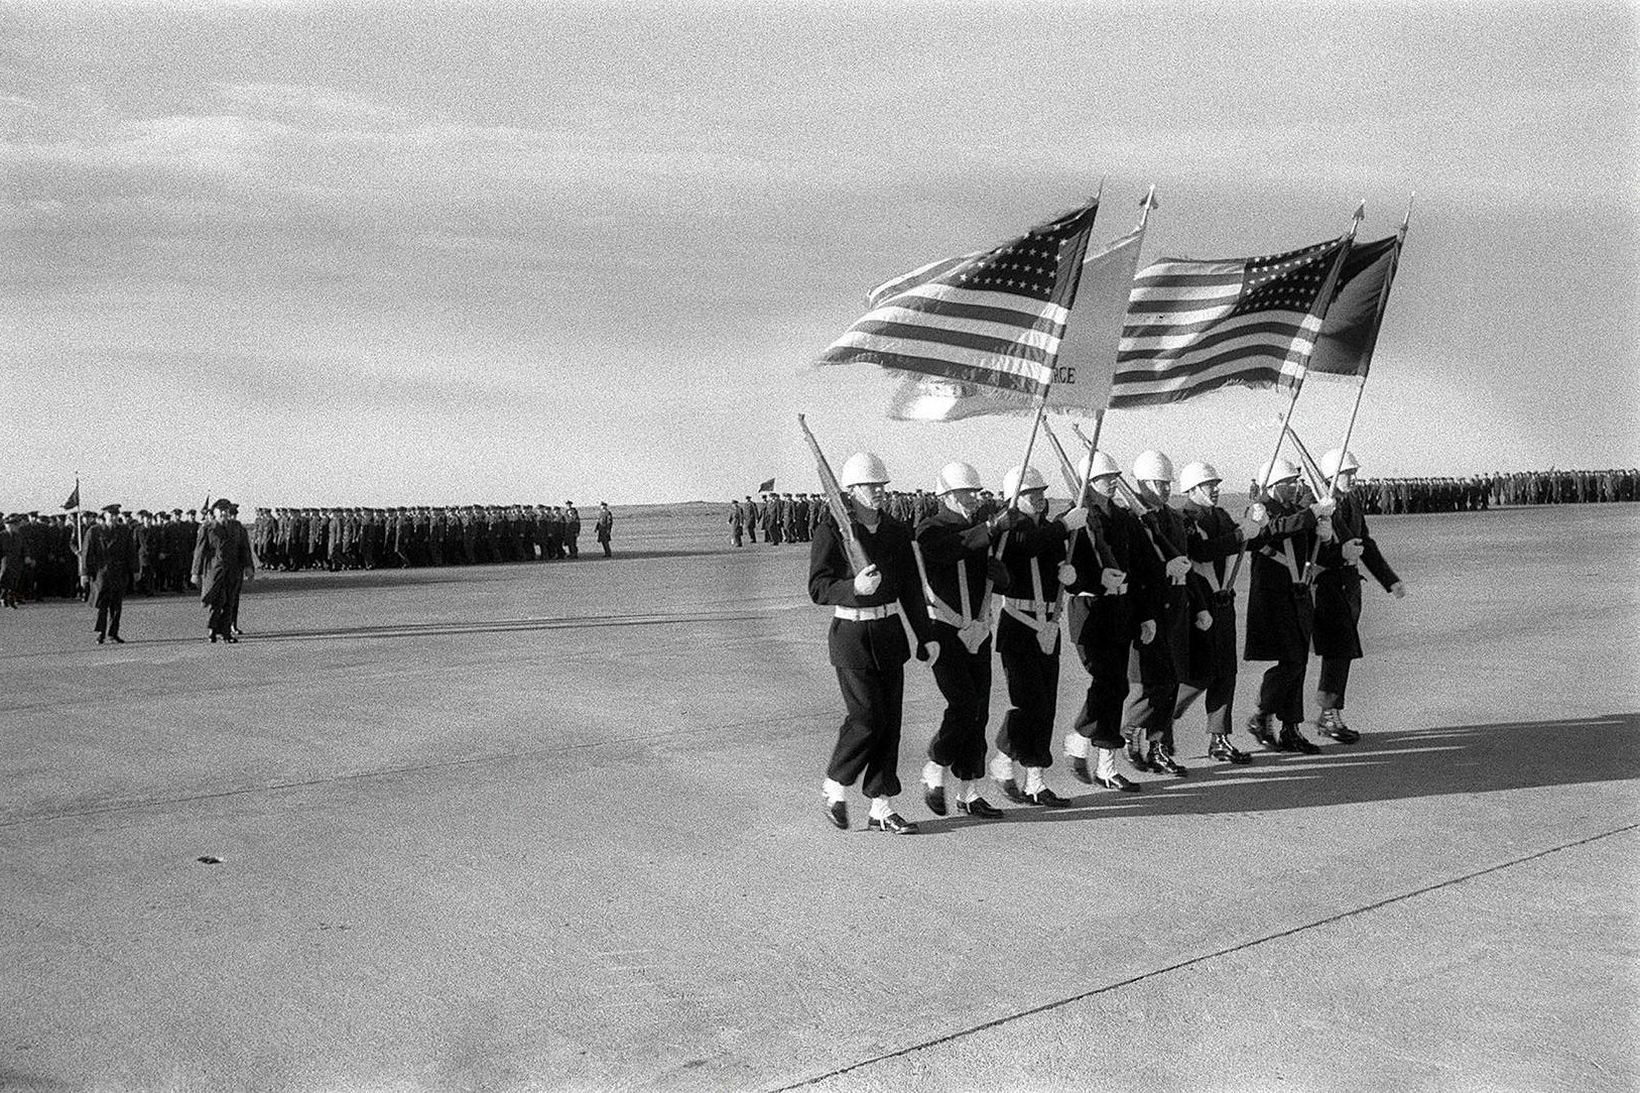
[1225,201,1367,589]
[1330,192,1413,491]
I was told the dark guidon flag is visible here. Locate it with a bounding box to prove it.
[756,478,776,493]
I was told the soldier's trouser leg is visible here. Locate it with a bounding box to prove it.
[1070,638,1128,751]
[1125,680,1181,750]
[106,600,123,638]
[829,665,905,800]
[94,605,108,635]
[1258,660,1307,725]
[928,641,992,781]
[1175,672,1235,738]
[1317,657,1352,711]
[998,646,1059,769]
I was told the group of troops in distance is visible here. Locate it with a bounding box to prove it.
[807,445,1406,835]
[0,500,616,644]
[248,503,614,571]
[1350,469,1639,514]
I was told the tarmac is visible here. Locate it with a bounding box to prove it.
[2,505,1636,1093]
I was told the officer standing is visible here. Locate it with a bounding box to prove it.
[1311,449,1406,743]
[916,462,1010,820]
[565,502,582,559]
[988,465,1076,807]
[728,499,745,547]
[79,503,139,643]
[1062,451,1154,791]
[193,498,254,643]
[594,502,613,556]
[1173,461,1265,763]
[810,452,937,834]
[1244,459,1335,753]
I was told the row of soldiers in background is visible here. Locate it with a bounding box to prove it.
[0,508,208,604]
[250,504,587,571]
[807,444,1403,834]
[1350,468,1640,514]
[729,490,969,546]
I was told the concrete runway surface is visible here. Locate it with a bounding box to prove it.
[2,505,1636,1093]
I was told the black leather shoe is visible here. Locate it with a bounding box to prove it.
[867,812,919,834]
[997,777,1029,804]
[956,797,1004,819]
[1208,736,1252,764]
[1025,787,1072,807]
[223,634,240,644]
[209,634,219,643]
[924,785,948,816]
[1094,773,1141,792]
[1279,724,1321,754]
[109,635,125,644]
[1148,746,1188,777]
[1068,756,1093,784]
[1247,714,1282,751]
[824,799,849,830]
[1124,740,1151,772]
[96,635,105,644]
[1316,710,1361,744]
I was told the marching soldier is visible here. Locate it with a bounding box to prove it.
[79,503,139,643]
[810,452,936,834]
[916,461,1010,820]
[1120,450,1198,777]
[1174,461,1264,763]
[1311,449,1406,743]
[988,465,1076,807]
[1244,458,1335,753]
[1063,451,1154,792]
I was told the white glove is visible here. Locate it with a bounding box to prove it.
[852,564,881,596]
[1390,581,1406,599]
[1195,610,1213,631]
[1164,556,1191,581]
[1139,619,1157,645]
[1311,498,1337,519]
[1061,506,1089,532]
[1246,503,1268,525]
[1341,539,1365,563]
[1100,567,1127,593]
[1056,562,1077,587]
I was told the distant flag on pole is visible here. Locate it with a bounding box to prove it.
[756,477,776,493]
[820,199,1102,402]
[63,480,80,510]
[1110,234,1353,408]
[887,224,1145,421]
[1306,234,1402,380]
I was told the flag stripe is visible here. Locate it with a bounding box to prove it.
[1111,235,1349,407]
[821,201,1101,397]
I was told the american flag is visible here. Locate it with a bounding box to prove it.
[820,201,1101,400]
[1110,235,1352,408]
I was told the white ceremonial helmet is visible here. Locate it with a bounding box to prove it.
[934,461,984,495]
[839,452,890,488]
[1257,458,1303,488]
[1179,461,1222,494]
[1001,465,1049,498]
[1132,449,1175,484]
[1320,448,1361,479]
[1078,450,1122,482]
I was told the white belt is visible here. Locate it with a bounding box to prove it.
[834,603,900,622]
[1001,596,1059,619]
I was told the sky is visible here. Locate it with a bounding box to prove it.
[4,0,1637,509]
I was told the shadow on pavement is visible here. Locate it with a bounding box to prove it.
[909,713,1640,834]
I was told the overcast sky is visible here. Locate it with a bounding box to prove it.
[4,0,1636,509]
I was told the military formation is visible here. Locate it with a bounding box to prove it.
[1353,468,1640,514]
[807,445,1409,834]
[0,499,618,642]
[246,503,610,571]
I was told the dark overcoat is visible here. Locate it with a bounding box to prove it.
[1243,497,1319,663]
[1311,492,1399,660]
[193,519,253,608]
[80,523,138,608]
